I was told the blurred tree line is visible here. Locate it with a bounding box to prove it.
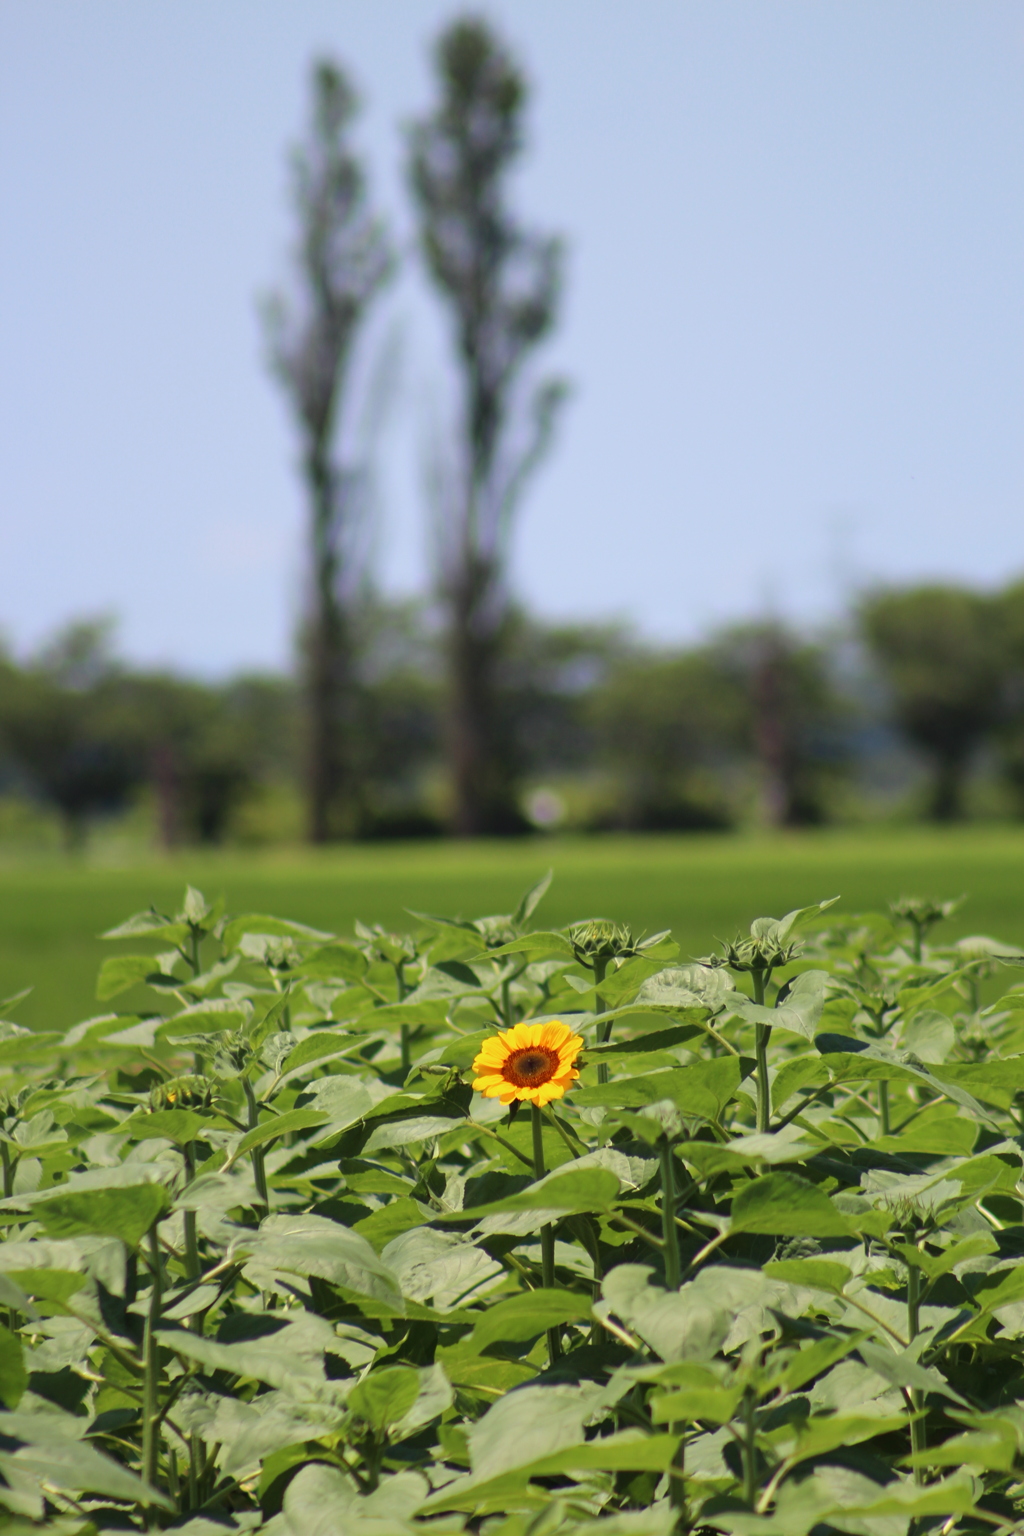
[6,581,1024,848]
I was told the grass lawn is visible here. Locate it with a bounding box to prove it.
[2,825,1024,1031]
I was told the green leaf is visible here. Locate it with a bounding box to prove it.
[650,1381,742,1424]
[513,869,553,927]
[33,1183,170,1246]
[282,1462,429,1534]
[95,955,164,1001]
[156,999,251,1039]
[817,1041,996,1122]
[448,1166,620,1221]
[348,1365,420,1431]
[587,1023,706,1057]
[906,1419,1020,1471]
[874,1114,978,1156]
[968,1261,1024,1316]
[484,931,575,961]
[928,1055,1024,1111]
[102,908,183,940]
[243,1215,404,1308]
[129,1109,210,1145]
[763,1257,852,1294]
[730,1173,853,1238]
[774,897,841,940]
[469,1288,592,1352]
[5,1269,85,1314]
[348,998,450,1032]
[856,1341,968,1404]
[420,1430,682,1515]
[600,1264,771,1363]
[0,1323,26,1408]
[231,1107,329,1158]
[157,1310,344,1389]
[298,942,368,982]
[0,1413,173,1507]
[279,1030,362,1077]
[574,1056,748,1120]
[899,1008,955,1063]
[467,1380,610,1479]
[221,913,334,950]
[731,969,829,1040]
[352,1196,432,1253]
[382,1227,504,1311]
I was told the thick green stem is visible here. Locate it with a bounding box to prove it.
[142,1225,163,1514]
[907,1259,926,1484]
[660,1139,682,1289]
[594,956,611,1085]
[878,1080,891,1137]
[532,1103,561,1363]
[669,1430,688,1527]
[752,969,771,1135]
[242,1078,270,1213]
[396,962,412,1075]
[1,1143,13,1200]
[501,975,513,1030]
[743,1387,758,1508]
[182,1143,201,1345]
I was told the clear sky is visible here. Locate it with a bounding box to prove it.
[1,1,1022,676]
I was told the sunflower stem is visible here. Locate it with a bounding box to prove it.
[752,967,771,1137]
[532,1102,562,1364]
[660,1138,682,1290]
[594,957,611,1085]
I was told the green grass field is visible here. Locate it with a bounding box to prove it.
[3,825,1024,1031]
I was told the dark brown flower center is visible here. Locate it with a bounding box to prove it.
[503,1046,559,1087]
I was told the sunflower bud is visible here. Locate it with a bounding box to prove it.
[150,1075,214,1112]
[569,920,637,965]
[714,933,802,974]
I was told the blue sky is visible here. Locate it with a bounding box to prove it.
[1,1,1022,675]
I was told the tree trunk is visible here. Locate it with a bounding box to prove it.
[930,752,967,821]
[447,570,519,836]
[152,741,180,851]
[305,449,361,843]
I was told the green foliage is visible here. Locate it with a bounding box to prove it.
[861,585,1004,820]
[4,878,1024,1531]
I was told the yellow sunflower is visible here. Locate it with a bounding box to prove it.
[472,1020,584,1107]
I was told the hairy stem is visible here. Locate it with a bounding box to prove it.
[660,1139,682,1290]
[752,968,771,1135]
[907,1259,926,1484]
[142,1225,163,1516]
[396,961,412,1075]
[669,1429,688,1528]
[878,1080,891,1137]
[532,1102,561,1363]
[242,1078,270,1214]
[743,1387,758,1508]
[594,956,611,1085]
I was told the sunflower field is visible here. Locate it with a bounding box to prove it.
[4,877,1024,1535]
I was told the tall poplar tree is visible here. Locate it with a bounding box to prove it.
[410,18,565,835]
[265,61,392,841]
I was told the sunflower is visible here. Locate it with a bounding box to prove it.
[472,1020,584,1107]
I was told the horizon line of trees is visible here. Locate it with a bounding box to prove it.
[4,579,1024,847]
